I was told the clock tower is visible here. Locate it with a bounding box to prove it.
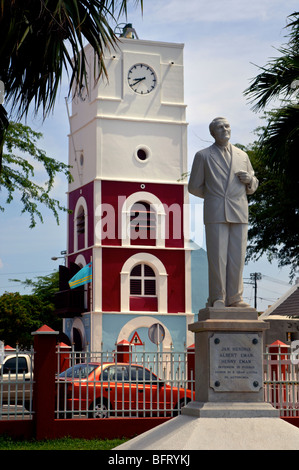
[56,26,204,353]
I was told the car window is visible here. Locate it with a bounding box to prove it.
[101,365,129,381]
[2,357,28,374]
[59,363,98,378]
[130,366,157,383]
[100,366,113,381]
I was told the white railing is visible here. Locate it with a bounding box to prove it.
[264,345,299,417]
[58,348,190,383]
[55,345,195,419]
[2,343,299,420]
[0,346,34,420]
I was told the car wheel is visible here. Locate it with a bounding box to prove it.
[88,399,111,418]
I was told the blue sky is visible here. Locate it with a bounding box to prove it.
[0,0,298,311]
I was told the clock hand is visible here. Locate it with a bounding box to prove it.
[132,77,146,85]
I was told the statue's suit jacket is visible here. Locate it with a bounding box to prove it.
[188,143,258,224]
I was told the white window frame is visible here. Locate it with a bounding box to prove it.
[120,253,168,313]
[130,263,157,297]
[130,201,157,242]
[121,191,166,247]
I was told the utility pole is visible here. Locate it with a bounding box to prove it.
[250,272,262,309]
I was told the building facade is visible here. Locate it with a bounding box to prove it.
[260,279,299,347]
[56,30,207,353]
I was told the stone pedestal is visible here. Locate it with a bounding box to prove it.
[116,307,299,450]
[182,306,278,417]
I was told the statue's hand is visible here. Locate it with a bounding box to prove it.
[236,171,252,185]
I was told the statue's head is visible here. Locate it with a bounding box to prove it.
[209,117,231,145]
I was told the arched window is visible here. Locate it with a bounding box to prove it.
[120,253,168,313]
[74,197,88,251]
[130,264,156,296]
[76,206,85,250]
[130,202,156,246]
[130,263,157,311]
[121,192,166,248]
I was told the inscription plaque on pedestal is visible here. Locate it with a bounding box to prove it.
[210,332,263,392]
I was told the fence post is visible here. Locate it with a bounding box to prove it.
[32,325,59,440]
[269,340,289,410]
[116,340,132,363]
[58,342,71,373]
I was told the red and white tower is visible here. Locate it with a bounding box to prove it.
[57,27,197,352]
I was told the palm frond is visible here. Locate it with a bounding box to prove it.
[257,106,299,178]
[0,0,143,119]
[245,12,299,111]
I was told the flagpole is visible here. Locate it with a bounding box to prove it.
[90,256,93,313]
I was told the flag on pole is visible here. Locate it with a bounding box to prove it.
[68,262,92,289]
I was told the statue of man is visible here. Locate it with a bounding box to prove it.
[188,117,258,308]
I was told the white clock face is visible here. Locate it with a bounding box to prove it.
[127,63,157,95]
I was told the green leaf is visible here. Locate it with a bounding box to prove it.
[0,121,72,227]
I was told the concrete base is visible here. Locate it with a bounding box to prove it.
[115,407,299,450]
[115,307,299,450]
[181,400,279,418]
